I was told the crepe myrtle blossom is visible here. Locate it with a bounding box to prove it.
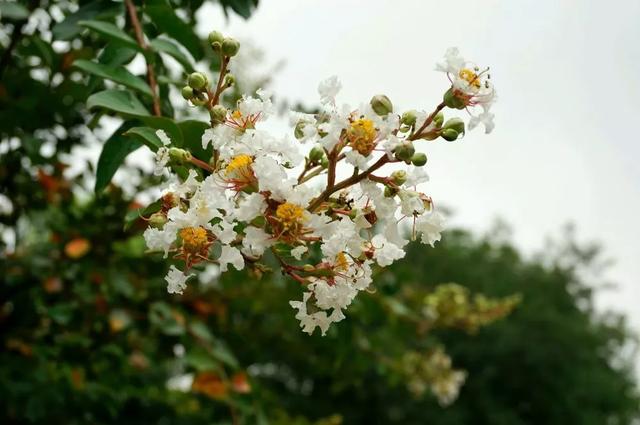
[140,39,497,336]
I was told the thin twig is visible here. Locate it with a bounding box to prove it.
[124,0,162,116]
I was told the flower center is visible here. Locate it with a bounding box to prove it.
[225,154,254,179]
[179,226,209,253]
[348,118,377,155]
[275,202,306,231]
[335,252,349,272]
[458,68,481,89]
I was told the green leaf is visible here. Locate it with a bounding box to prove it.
[177,120,210,161]
[95,124,143,193]
[0,2,29,20]
[220,0,258,19]
[150,37,195,72]
[73,59,153,97]
[52,1,121,40]
[87,89,150,117]
[144,0,203,60]
[124,127,164,151]
[79,20,141,52]
[140,116,183,145]
[98,44,138,67]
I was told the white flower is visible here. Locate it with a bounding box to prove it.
[435,47,466,74]
[345,150,370,169]
[405,165,429,187]
[165,265,193,294]
[468,105,496,134]
[252,155,295,200]
[399,190,425,216]
[156,129,172,146]
[371,234,405,267]
[290,245,308,260]
[154,147,170,176]
[144,223,177,257]
[242,226,274,257]
[218,245,245,272]
[318,75,341,105]
[234,192,266,222]
[416,211,445,247]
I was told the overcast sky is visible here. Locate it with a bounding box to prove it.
[193,0,640,344]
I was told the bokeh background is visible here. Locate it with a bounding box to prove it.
[1,0,639,424]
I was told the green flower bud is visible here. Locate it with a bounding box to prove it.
[370,94,393,116]
[394,141,415,162]
[309,145,325,162]
[169,148,192,164]
[211,41,222,52]
[401,110,417,126]
[221,38,240,57]
[441,128,460,141]
[384,186,398,198]
[411,152,428,166]
[149,212,167,229]
[181,86,194,100]
[294,121,306,139]
[191,94,207,107]
[391,170,407,186]
[443,117,465,135]
[320,156,329,168]
[188,72,207,90]
[443,88,466,110]
[433,112,444,128]
[211,105,227,124]
[208,30,224,45]
[224,73,235,87]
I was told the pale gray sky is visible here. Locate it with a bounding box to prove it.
[196,0,640,341]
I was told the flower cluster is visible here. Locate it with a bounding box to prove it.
[142,34,496,335]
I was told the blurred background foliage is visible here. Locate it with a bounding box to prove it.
[1,0,638,424]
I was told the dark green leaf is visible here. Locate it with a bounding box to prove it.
[87,89,150,117]
[0,2,29,20]
[124,200,162,231]
[124,126,164,151]
[73,59,153,97]
[140,116,183,145]
[177,120,210,161]
[52,1,121,40]
[150,37,195,72]
[95,124,143,193]
[144,0,203,60]
[220,0,257,19]
[79,20,141,52]
[98,44,138,66]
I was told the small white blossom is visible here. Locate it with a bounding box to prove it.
[165,265,193,294]
[318,75,341,105]
[416,211,445,247]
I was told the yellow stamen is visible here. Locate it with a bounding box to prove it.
[459,68,481,89]
[225,154,253,177]
[335,252,349,272]
[348,118,377,155]
[179,227,209,253]
[231,110,242,120]
[275,202,306,231]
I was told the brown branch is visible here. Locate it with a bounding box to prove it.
[408,102,446,141]
[124,0,161,116]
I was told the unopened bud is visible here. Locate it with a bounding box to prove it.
[211,105,227,124]
[411,152,428,166]
[433,112,444,128]
[303,264,315,272]
[191,96,207,107]
[394,141,415,161]
[208,31,224,45]
[169,148,192,164]
[188,72,207,90]
[149,212,167,229]
[443,88,466,110]
[401,110,417,126]
[370,94,393,116]
[309,145,325,162]
[294,121,306,139]
[441,128,460,141]
[443,117,465,135]
[181,86,194,100]
[320,156,329,168]
[391,170,407,185]
[384,186,398,198]
[224,73,235,87]
[221,38,240,57]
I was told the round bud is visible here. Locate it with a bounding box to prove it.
[309,145,325,162]
[384,186,398,198]
[191,97,207,107]
[211,105,227,124]
[149,212,167,229]
[169,148,192,164]
[210,41,222,51]
[370,94,393,116]
[433,112,444,128]
[224,73,236,87]
[188,72,207,90]
[294,121,306,139]
[181,86,194,100]
[221,38,240,57]
[320,156,329,168]
[394,141,415,162]
[411,152,428,166]
[441,128,460,141]
[443,88,466,110]
[303,264,315,272]
[208,30,224,45]
[390,170,407,186]
[401,110,417,126]
[443,117,465,135]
